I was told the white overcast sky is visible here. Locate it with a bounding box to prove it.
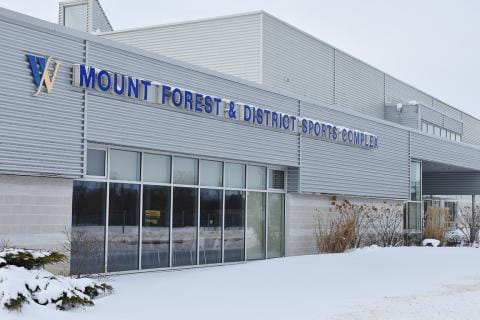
[1,0,479,118]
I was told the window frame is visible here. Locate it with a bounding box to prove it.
[77,145,287,274]
[85,146,108,179]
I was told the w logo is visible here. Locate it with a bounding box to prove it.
[26,54,61,96]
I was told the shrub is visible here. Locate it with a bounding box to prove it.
[0,249,113,312]
[0,249,66,270]
[424,207,449,243]
[315,199,404,252]
[316,212,357,253]
[4,294,27,311]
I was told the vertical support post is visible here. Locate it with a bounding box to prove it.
[471,194,476,244]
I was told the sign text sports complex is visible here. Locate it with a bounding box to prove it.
[72,63,379,149]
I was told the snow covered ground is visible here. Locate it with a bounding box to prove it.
[2,246,480,320]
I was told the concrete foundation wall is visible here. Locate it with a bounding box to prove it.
[0,175,73,273]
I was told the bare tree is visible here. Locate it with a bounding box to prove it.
[315,209,357,253]
[63,227,105,277]
[457,204,480,245]
[367,203,404,247]
[0,239,12,250]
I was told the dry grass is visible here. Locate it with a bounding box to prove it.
[424,207,449,242]
[316,214,357,253]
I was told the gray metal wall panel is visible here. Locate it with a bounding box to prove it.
[0,19,85,177]
[401,105,420,129]
[384,105,419,129]
[433,98,462,120]
[87,42,297,114]
[87,94,299,167]
[86,42,300,167]
[300,102,410,199]
[385,75,432,107]
[419,105,443,126]
[443,116,463,134]
[411,132,480,171]
[91,0,112,32]
[261,13,335,106]
[462,113,480,146]
[334,51,385,119]
[101,13,262,84]
[287,167,300,193]
[384,105,402,125]
[423,172,480,195]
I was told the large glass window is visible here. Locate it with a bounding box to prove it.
[86,149,106,176]
[267,193,285,258]
[71,181,106,275]
[200,160,223,187]
[107,183,140,272]
[76,147,286,273]
[410,161,421,201]
[246,192,266,260]
[143,153,171,183]
[224,190,245,262]
[172,187,198,266]
[64,4,87,32]
[407,202,422,231]
[268,170,285,190]
[225,163,245,188]
[199,189,223,264]
[173,157,198,185]
[142,185,170,269]
[110,150,141,181]
[247,165,267,190]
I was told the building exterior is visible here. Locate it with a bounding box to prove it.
[0,0,479,275]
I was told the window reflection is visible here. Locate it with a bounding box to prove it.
[247,191,266,260]
[76,147,287,273]
[267,193,285,258]
[199,189,222,264]
[142,185,170,269]
[224,190,245,262]
[173,157,198,185]
[71,181,106,275]
[172,187,198,266]
[108,183,140,272]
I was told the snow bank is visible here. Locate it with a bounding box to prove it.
[0,249,112,312]
[1,247,480,320]
[422,239,441,247]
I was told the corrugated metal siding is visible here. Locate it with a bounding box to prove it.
[443,116,463,134]
[462,113,480,146]
[87,94,299,167]
[384,105,401,125]
[385,75,432,107]
[411,132,480,171]
[86,42,299,167]
[87,42,297,114]
[261,13,334,106]
[384,105,419,129]
[423,172,480,195]
[334,50,385,119]
[419,105,443,126]
[300,102,410,199]
[0,19,85,177]
[101,13,262,84]
[91,0,112,32]
[287,167,300,193]
[433,98,462,121]
[400,105,420,129]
